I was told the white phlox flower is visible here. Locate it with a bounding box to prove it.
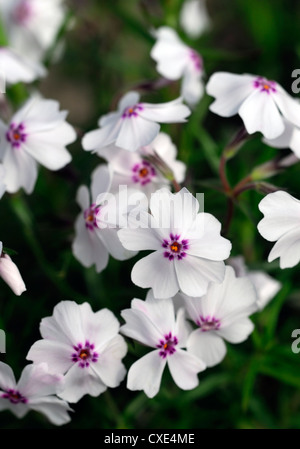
[151,27,204,105]
[97,133,186,199]
[0,96,76,194]
[183,266,257,367]
[72,164,138,273]
[26,301,127,403]
[179,0,210,39]
[228,256,281,311]
[0,241,26,296]
[0,0,66,62]
[118,187,232,299]
[206,72,300,139]
[120,290,206,398]
[0,47,46,85]
[82,91,191,153]
[257,190,300,269]
[0,361,72,425]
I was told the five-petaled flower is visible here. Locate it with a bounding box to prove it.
[120,291,206,398]
[118,187,231,298]
[26,300,127,403]
[206,71,300,139]
[0,96,76,194]
[72,164,137,273]
[0,361,72,425]
[151,27,204,105]
[82,91,190,153]
[182,266,257,367]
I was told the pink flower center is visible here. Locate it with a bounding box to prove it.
[71,341,99,368]
[162,233,189,261]
[6,123,27,148]
[2,389,28,404]
[132,160,156,185]
[122,104,143,119]
[84,203,100,231]
[196,316,221,332]
[189,49,203,72]
[253,77,277,94]
[12,0,32,25]
[157,332,178,358]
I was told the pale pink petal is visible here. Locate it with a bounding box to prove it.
[17,363,64,398]
[139,98,190,123]
[76,185,90,211]
[131,296,176,337]
[120,307,163,348]
[273,86,300,128]
[0,254,26,296]
[0,361,16,390]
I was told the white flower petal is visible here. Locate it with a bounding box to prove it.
[127,350,166,398]
[76,185,90,211]
[120,307,163,348]
[140,99,191,123]
[0,361,16,390]
[187,329,227,367]
[0,254,26,296]
[267,227,300,268]
[257,191,300,241]
[17,363,63,398]
[239,90,284,139]
[29,396,72,426]
[167,349,205,390]
[91,335,127,388]
[26,340,73,374]
[3,146,38,194]
[115,115,160,152]
[217,317,254,343]
[175,256,225,297]
[58,364,107,403]
[131,251,180,299]
[273,86,300,129]
[207,72,255,117]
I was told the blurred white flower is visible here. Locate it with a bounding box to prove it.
[228,256,281,311]
[27,301,127,403]
[120,291,205,398]
[184,266,257,367]
[118,188,231,298]
[0,47,46,85]
[151,27,204,106]
[180,0,210,39]
[0,242,26,296]
[0,96,76,194]
[206,72,300,139]
[0,0,66,62]
[97,133,186,199]
[72,164,137,273]
[0,362,71,425]
[258,190,300,269]
[82,91,190,153]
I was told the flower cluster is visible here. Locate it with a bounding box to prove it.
[2,0,299,430]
